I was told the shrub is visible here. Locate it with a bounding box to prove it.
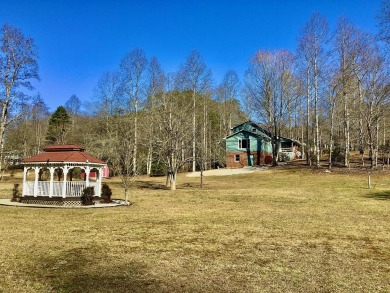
[331,147,345,163]
[279,152,291,162]
[101,183,112,203]
[11,184,20,202]
[151,161,166,176]
[81,186,95,205]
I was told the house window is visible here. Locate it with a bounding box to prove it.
[239,138,250,149]
[234,154,240,162]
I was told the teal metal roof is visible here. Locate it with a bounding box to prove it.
[225,129,272,141]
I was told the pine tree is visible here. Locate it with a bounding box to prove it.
[46,106,71,144]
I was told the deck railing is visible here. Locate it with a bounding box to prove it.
[280,148,294,153]
[23,181,99,197]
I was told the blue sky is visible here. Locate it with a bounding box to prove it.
[0,0,382,111]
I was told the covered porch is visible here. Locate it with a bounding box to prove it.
[279,138,303,160]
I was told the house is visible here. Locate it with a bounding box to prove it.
[225,121,273,168]
[225,121,302,168]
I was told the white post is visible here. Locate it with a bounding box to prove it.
[85,165,90,187]
[33,167,40,197]
[97,167,103,197]
[22,167,27,197]
[49,167,55,198]
[62,166,68,198]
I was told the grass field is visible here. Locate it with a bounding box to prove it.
[0,166,389,292]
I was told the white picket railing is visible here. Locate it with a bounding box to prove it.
[24,181,34,196]
[23,181,99,197]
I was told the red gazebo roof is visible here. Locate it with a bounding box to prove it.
[22,144,105,165]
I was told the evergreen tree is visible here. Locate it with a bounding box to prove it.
[46,106,71,144]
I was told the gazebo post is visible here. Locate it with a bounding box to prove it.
[49,167,55,198]
[62,166,68,198]
[85,165,90,187]
[33,167,40,197]
[22,167,27,197]
[97,167,103,197]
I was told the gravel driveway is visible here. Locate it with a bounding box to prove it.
[186,166,268,177]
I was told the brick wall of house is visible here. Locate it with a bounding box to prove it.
[226,151,272,168]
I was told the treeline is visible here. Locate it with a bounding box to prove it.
[244,13,390,169]
[4,50,247,190]
[1,3,390,184]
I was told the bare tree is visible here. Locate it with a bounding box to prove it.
[245,51,275,131]
[120,48,148,174]
[349,31,374,166]
[177,50,212,172]
[145,57,165,176]
[245,50,296,165]
[333,17,375,167]
[89,71,123,163]
[219,70,241,135]
[378,0,390,46]
[110,114,136,205]
[31,94,49,153]
[325,72,338,169]
[65,94,81,116]
[334,17,357,167]
[156,77,193,190]
[297,12,329,167]
[0,24,39,177]
[361,44,390,168]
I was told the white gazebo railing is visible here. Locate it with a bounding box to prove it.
[23,181,100,197]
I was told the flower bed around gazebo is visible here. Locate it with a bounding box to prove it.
[21,144,107,205]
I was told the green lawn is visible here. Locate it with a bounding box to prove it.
[0,168,389,292]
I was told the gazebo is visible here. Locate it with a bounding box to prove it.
[21,144,107,205]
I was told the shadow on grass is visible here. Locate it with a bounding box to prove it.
[365,191,390,200]
[135,180,203,190]
[30,247,172,293]
[135,181,168,190]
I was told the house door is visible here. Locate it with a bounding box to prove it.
[248,155,254,166]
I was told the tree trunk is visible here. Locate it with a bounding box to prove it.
[166,172,170,188]
[367,117,374,169]
[170,172,176,191]
[328,101,335,169]
[133,101,138,174]
[344,91,350,167]
[0,99,9,180]
[306,68,311,166]
[357,80,364,166]
[192,89,196,172]
[314,60,320,168]
[124,188,129,205]
[374,120,379,169]
[146,144,152,176]
[200,168,204,188]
